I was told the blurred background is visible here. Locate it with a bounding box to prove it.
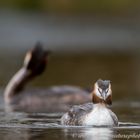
[0,0,140,101]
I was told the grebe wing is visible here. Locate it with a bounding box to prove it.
[61,103,93,125]
[68,102,93,116]
[109,109,118,126]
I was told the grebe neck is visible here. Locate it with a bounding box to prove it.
[4,68,31,103]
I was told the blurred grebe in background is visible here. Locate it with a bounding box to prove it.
[61,79,118,126]
[4,43,90,112]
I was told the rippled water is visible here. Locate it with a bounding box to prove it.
[0,111,139,140]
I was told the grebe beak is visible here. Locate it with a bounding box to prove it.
[100,90,107,100]
[102,92,106,100]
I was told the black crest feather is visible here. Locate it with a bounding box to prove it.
[97,79,110,90]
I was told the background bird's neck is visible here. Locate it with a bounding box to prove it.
[4,68,31,104]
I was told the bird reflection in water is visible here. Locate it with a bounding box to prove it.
[62,127,114,140]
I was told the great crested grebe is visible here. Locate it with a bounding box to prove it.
[4,43,90,112]
[61,79,118,126]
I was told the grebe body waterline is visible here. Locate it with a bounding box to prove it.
[61,79,118,126]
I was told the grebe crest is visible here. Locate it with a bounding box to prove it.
[24,42,51,77]
[61,79,118,126]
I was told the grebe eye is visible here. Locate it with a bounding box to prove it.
[98,88,102,94]
[105,89,109,93]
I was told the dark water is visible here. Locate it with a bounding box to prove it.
[0,50,139,139]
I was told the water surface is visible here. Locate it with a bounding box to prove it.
[0,92,139,140]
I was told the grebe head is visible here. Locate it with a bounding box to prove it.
[92,79,112,105]
[24,42,51,77]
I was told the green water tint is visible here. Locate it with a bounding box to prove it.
[1,0,140,16]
